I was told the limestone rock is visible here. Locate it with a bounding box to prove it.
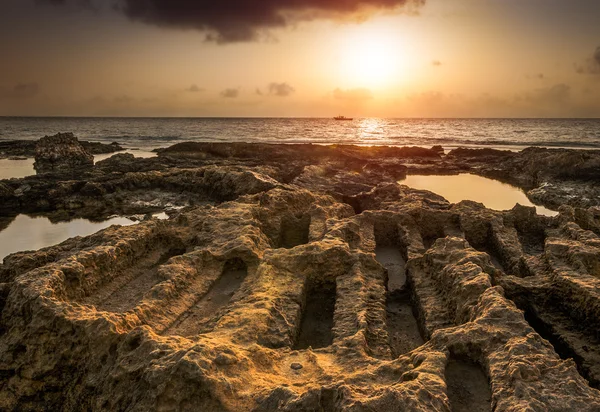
[33,132,94,174]
[0,142,599,410]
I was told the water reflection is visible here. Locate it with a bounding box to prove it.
[400,174,558,217]
[93,149,157,163]
[358,118,386,142]
[0,150,157,180]
[0,215,136,261]
[0,158,35,180]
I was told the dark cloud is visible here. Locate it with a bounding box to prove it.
[268,82,295,97]
[333,88,373,101]
[39,0,424,43]
[0,83,41,99]
[186,84,203,92]
[575,46,600,75]
[431,60,441,67]
[221,88,240,98]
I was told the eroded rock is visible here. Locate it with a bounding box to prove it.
[33,133,94,175]
[0,142,599,410]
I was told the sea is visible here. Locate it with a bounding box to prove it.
[1,117,600,151]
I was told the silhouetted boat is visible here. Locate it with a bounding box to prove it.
[334,116,353,121]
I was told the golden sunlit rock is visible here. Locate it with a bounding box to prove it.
[1,142,600,410]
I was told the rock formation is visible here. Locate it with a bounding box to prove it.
[0,139,123,160]
[0,142,599,410]
[33,133,95,174]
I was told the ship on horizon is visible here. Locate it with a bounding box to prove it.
[333,115,353,121]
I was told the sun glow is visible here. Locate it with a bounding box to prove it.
[339,27,404,88]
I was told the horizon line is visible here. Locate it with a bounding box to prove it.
[1,116,600,120]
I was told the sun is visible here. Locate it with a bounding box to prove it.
[339,27,403,88]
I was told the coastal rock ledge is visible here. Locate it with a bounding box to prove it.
[0,142,599,411]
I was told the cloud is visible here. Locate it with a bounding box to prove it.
[431,60,442,67]
[407,90,446,105]
[520,83,570,106]
[221,88,240,98]
[113,95,135,103]
[575,46,600,75]
[0,82,41,99]
[268,82,295,97]
[525,73,544,80]
[186,84,203,92]
[39,0,425,43]
[401,85,582,118]
[333,88,373,102]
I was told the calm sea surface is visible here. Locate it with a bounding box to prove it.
[1,117,599,151]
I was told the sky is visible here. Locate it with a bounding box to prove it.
[0,0,599,118]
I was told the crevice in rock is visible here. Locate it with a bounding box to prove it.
[293,279,336,350]
[522,305,600,389]
[421,224,463,250]
[481,247,507,274]
[374,217,425,359]
[374,221,407,291]
[475,243,508,275]
[375,245,406,292]
[386,288,425,358]
[280,214,311,249]
[341,196,362,215]
[374,221,426,356]
[0,283,9,337]
[445,356,492,412]
[418,215,462,251]
[422,234,442,250]
[515,228,546,256]
[163,258,248,337]
[511,213,548,256]
[462,225,510,275]
[83,246,187,313]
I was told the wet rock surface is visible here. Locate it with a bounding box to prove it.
[0,142,599,410]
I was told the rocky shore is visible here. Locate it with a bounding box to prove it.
[0,137,600,410]
[0,135,123,160]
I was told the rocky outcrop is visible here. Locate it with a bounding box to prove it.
[0,138,123,160]
[1,141,599,223]
[3,142,600,410]
[33,133,95,174]
[1,158,600,411]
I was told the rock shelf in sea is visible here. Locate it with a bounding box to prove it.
[0,136,600,410]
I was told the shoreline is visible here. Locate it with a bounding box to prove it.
[4,137,600,154]
[1,140,598,215]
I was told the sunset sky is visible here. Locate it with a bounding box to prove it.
[1,0,599,118]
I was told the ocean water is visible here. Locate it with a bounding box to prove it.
[1,117,600,151]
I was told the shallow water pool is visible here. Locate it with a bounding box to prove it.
[0,150,157,180]
[0,215,136,261]
[400,174,557,217]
